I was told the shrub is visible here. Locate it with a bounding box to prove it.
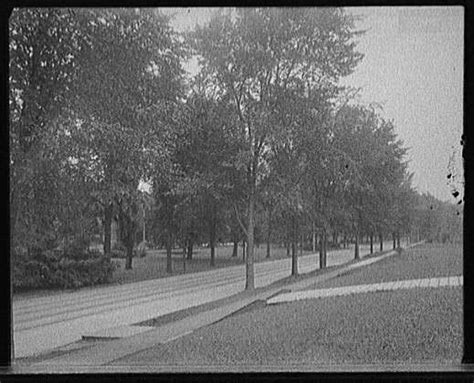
[13,248,118,292]
[63,238,92,260]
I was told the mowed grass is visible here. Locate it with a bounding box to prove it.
[115,288,462,367]
[314,243,462,289]
[114,243,463,367]
[111,244,314,285]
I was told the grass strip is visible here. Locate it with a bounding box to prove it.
[312,243,462,290]
[115,285,462,367]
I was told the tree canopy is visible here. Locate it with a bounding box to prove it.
[9,7,452,292]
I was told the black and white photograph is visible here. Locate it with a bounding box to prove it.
[8,6,464,372]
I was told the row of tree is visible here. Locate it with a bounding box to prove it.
[10,8,461,291]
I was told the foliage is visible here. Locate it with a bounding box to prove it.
[10,7,441,292]
[12,248,117,291]
[9,8,90,253]
[414,193,462,243]
[10,8,186,272]
[190,7,365,288]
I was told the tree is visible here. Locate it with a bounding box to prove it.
[300,100,345,268]
[69,8,185,263]
[9,8,84,254]
[172,92,243,267]
[332,105,410,258]
[191,7,363,289]
[415,192,462,243]
[10,8,186,272]
[152,178,181,273]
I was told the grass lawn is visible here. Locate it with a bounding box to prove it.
[313,243,462,289]
[115,287,462,367]
[114,242,463,367]
[111,243,314,285]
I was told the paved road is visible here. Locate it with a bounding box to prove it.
[13,242,394,358]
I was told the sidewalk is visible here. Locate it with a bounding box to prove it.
[18,243,415,372]
[267,275,463,304]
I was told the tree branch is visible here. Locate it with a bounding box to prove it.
[232,202,248,237]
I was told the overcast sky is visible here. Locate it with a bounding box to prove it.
[162,6,464,203]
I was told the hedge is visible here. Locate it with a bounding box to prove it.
[13,249,118,292]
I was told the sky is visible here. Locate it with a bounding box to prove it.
[161,7,464,203]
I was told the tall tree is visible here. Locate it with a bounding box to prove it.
[191,7,363,289]
[69,8,185,261]
[332,105,409,259]
[9,9,83,253]
[173,93,243,267]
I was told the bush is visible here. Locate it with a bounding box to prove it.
[13,248,118,292]
[63,238,92,260]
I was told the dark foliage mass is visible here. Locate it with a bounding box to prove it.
[9,8,462,291]
[13,248,117,291]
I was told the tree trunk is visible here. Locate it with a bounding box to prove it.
[232,240,238,257]
[396,232,401,248]
[319,232,324,269]
[142,204,146,243]
[210,241,215,266]
[187,236,193,260]
[370,234,374,254]
[354,231,360,260]
[379,232,383,251]
[166,232,172,274]
[291,215,298,276]
[333,231,338,246]
[291,239,298,276]
[182,244,186,273]
[210,215,216,267]
[122,214,134,270]
[312,222,317,252]
[245,187,255,290]
[266,209,272,258]
[299,233,303,256]
[242,240,246,262]
[103,203,113,258]
[323,231,327,268]
[125,243,133,269]
[392,232,396,249]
